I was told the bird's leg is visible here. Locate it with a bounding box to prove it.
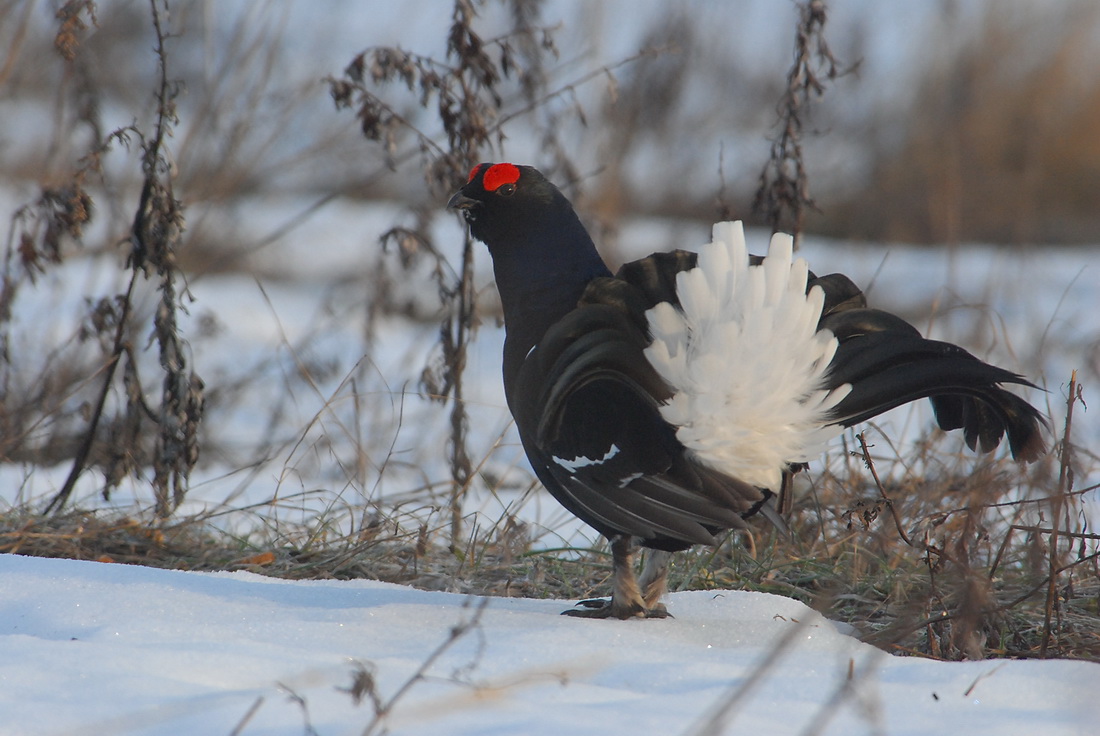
[563,536,670,619]
[607,535,646,618]
[638,549,672,615]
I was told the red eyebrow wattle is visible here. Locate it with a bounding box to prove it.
[483,163,520,192]
[466,163,487,184]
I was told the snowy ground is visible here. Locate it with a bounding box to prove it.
[1,553,1097,736]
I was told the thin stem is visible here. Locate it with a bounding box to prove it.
[44,273,138,515]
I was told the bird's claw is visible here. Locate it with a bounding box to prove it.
[561,598,672,619]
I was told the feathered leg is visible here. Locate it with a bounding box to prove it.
[563,536,670,619]
[639,549,672,615]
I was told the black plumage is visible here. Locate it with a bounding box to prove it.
[449,162,1047,619]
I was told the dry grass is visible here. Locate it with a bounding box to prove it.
[2,410,1097,662]
[673,405,1100,661]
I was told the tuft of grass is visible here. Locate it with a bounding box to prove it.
[3,403,1096,662]
[665,396,1099,661]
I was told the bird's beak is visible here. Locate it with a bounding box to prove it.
[447,191,479,211]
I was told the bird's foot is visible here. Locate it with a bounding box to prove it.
[561,597,671,619]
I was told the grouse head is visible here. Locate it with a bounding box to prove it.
[448,162,610,333]
[447,163,580,252]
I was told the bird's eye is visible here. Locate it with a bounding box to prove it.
[497,183,516,197]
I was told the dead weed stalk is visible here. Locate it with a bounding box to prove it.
[40,0,203,518]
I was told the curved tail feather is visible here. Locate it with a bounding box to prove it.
[814,289,1048,462]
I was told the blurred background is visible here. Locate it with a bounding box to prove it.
[0,0,1096,530]
[4,0,1100,251]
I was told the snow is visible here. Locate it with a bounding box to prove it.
[1,552,1096,736]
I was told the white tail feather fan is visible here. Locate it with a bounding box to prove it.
[644,222,851,491]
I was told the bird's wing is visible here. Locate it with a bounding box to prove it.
[510,298,763,548]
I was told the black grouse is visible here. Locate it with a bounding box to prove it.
[448,162,1047,620]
